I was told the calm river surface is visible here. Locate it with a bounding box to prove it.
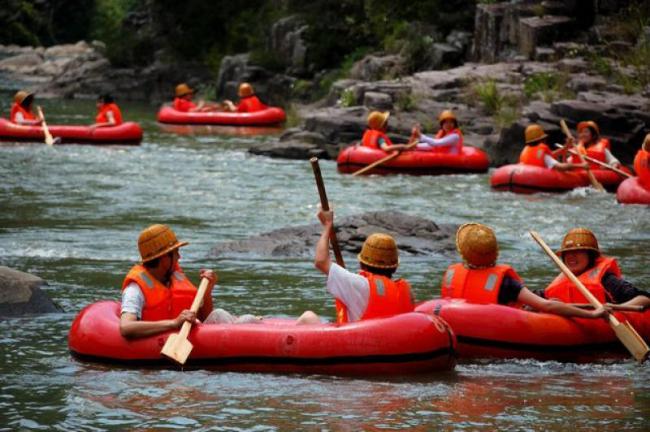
[1,99,649,430]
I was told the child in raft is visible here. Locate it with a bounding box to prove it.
[536,228,650,308]
[633,134,650,189]
[360,111,413,153]
[440,223,607,318]
[412,110,463,154]
[223,83,268,113]
[9,90,43,126]
[296,207,414,325]
[519,124,588,171]
[90,94,123,128]
[172,83,221,112]
[562,121,622,169]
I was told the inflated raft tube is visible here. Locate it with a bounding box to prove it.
[69,301,457,375]
[0,118,142,145]
[157,106,286,126]
[416,299,650,362]
[490,164,630,193]
[617,177,650,205]
[336,144,489,175]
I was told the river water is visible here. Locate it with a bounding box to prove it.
[0,99,649,430]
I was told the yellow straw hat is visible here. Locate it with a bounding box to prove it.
[175,83,194,98]
[456,223,498,269]
[358,233,399,269]
[367,111,390,130]
[238,82,254,98]
[556,228,600,256]
[138,224,188,263]
[525,124,548,144]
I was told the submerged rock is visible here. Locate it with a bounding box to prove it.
[0,266,62,317]
[210,211,457,258]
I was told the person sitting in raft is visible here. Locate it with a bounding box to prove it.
[172,83,220,113]
[539,228,650,308]
[412,110,463,154]
[563,121,622,169]
[360,111,411,153]
[634,134,650,189]
[441,223,607,318]
[90,94,123,128]
[223,83,267,113]
[519,124,588,171]
[9,90,42,126]
[120,224,217,338]
[296,207,414,325]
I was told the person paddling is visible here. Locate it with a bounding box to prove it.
[539,228,650,308]
[172,83,220,112]
[223,83,268,113]
[120,224,217,338]
[633,134,650,189]
[412,110,463,154]
[297,207,414,324]
[360,111,411,153]
[561,121,622,170]
[519,124,587,171]
[9,90,43,126]
[91,94,123,128]
[441,223,607,318]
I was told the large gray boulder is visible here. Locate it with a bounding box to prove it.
[209,211,457,258]
[0,266,62,317]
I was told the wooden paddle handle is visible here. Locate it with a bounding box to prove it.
[555,144,632,178]
[570,303,645,312]
[559,120,605,191]
[352,139,418,177]
[310,157,345,268]
[177,277,210,339]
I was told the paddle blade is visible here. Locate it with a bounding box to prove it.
[160,333,194,365]
[45,134,54,146]
[612,319,650,363]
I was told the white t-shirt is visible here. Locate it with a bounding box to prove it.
[326,263,370,322]
[543,154,558,169]
[121,282,145,319]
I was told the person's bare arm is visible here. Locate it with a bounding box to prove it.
[518,288,607,318]
[314,208,333,275]
[119,310,195,338]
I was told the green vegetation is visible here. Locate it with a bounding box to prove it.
[395,92,417,112]
[523,72,574,103]
[284,103,301,128]
[470,79,521,129]
[339,89,357,107]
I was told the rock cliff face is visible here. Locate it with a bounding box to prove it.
[0,266,62,317]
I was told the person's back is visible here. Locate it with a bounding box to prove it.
[634,135,650,188]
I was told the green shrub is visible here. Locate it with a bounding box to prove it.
[339,89,357,107]
[395,92,417,112]
[473,80,501,115]
[523,71,574,103]
[284,103,301,128]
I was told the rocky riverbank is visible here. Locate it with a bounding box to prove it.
[209,211,457,259]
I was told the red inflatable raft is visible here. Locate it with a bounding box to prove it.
[69,301,456,375]
[616,177,650,205]
[0,118,142,145]
[490,164,630,193]
[337,145,490,175]
[416,299,650,361]
[157,106,286,126]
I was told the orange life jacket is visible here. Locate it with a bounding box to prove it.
[173,97,197,112]
[236,95,266,113]
[634,149,650,188]
[569,139,611,168]
[440,263,523,305]
[544,256,620,304]
[10,103,37,123]
[433,128,464,153]
[121,264,198,321]
[335,271,414,324]
[519,143,553,167]
[361,129,393,150]
[95,103,123,125]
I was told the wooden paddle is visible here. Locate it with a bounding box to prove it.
[36,106,55,146]
[351,139,418,176]
[554,144,632,179]
[559,120,605,192]
[160,277,210,365]
[530,230,649,363]
[310,157,345,267]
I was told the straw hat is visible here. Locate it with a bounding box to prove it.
[525,124,548,144]
[456,223,498,269]
[238,82,254,98]
[138,224,188,263]
[438,110,458,126]
[556,228,600,256]
[642,134,650,152]
[175,83,194,98]
[367,111,390,130]
[14,90,33,105]
[358,233,399,269]
[577,120,600,137]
